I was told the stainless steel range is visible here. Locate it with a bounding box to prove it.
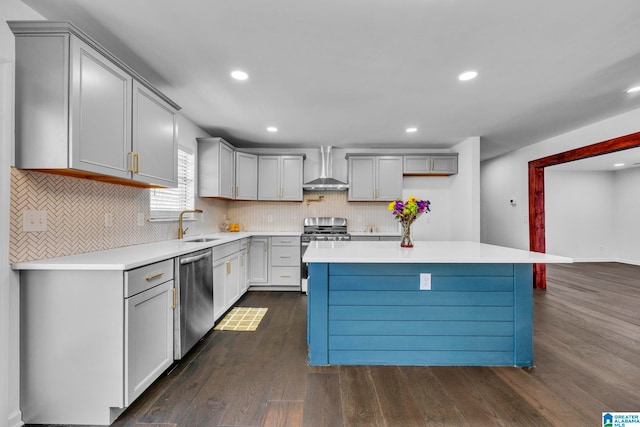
[301,217,351,281]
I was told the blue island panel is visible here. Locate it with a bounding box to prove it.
[307,262,533,366]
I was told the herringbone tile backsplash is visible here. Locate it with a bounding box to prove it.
[9,168,224,263]
[10,168,396,263]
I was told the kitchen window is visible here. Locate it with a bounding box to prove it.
[149,146,195,220]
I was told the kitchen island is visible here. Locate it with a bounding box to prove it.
[303,241,571,367]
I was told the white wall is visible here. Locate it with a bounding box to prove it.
[613,167,640,265]
[449,137,481,241]
[1,3,44,426]
[400,137,480,242]
[481,106,640,253]
[545,170,615,261]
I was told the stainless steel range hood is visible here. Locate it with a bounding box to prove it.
[303,146,349,191]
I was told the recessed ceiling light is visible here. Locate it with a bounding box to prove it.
[230,70,249,81]
[626,86,640,93]
[406,127,418,133]
[458,70,478,81]
[614,163,625,167]
[267,126,278,132]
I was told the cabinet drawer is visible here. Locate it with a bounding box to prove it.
[125,259,174,297]
[271,246,300,266]
[213,241,241,259]
[271,267,301,286]
[271,236,300,246]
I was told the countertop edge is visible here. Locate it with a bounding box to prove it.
[302,241,573,264]
[12,231,301,271]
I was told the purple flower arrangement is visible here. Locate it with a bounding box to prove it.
[388,196,431,226]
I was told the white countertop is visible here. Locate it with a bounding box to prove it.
[12,231,301,271]
[303,241,572,264]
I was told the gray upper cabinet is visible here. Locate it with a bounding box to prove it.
[258,155,304,201]
[403,154,458,175]
[10,21,179,188]
[197,137,258,200]
[347,155,403,201]
[132,82,178,187]
[235,151,258,200]
[70,37,132,179]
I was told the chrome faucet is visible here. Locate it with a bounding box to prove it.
[178,209,203,239]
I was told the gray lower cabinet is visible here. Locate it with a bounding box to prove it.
[212,241,245,321]
[270,236,301,288]
[10,21,179,188]
[124,261,175,405]
[351,235,401,242]
[248,237,270,285]
[20,259,175,425]
[248,236,300,289]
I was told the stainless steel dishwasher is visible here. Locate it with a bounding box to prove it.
[174,248,214,359]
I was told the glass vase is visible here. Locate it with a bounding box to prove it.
[400,222,413,248]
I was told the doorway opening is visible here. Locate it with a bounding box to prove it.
[528,131,640,289]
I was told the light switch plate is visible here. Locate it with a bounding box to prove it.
[420,273,432,290]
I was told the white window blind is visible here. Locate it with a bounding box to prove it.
[150,147,195,219]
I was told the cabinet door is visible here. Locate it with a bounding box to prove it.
[249,237,269,284]
[376,156,403,200]
[132,82,177,187]
[70,37,132,178]
[258,156,280,200]
[403,156,429,174]
[235,152,258,200]
[431,155,458,174]
[348,156,376,201]
[212,258,227,321]
[239,249,248,294]
[219,142,236,199]
[280,156,303,201]
[124,280,174,405]
[226,256,240,307]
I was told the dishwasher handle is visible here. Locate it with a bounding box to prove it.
[180,250,212,265]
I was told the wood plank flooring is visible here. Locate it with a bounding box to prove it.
[44,263,640,426]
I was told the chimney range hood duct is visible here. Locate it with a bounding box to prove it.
[303,146,349,191]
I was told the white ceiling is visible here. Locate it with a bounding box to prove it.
[19,0,640,160]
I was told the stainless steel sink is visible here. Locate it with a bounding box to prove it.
[185,237,219,243]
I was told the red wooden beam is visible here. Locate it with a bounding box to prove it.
[528,131,640,289]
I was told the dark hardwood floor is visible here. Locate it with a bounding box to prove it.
[93,263,640,426]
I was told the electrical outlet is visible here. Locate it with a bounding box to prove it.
[137,212,145,227]
[23,210,47,232]
[105,212,114,227]
[420,273,432,290]
[267,215,273,223]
